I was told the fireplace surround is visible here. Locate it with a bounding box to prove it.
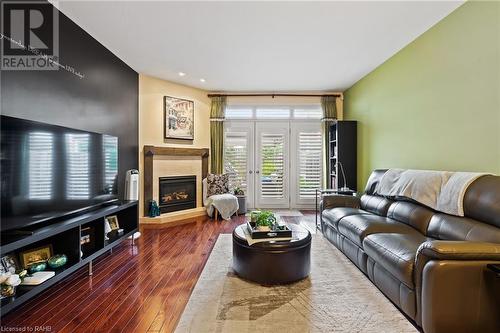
[159,176,197,213]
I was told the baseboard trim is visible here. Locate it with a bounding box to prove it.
[140,207,207,226]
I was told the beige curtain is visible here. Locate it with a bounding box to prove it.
[210,96,226,174]
[321,96,337,188]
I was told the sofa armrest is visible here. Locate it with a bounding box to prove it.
[414,240,500,332]
[417,240,500,261]
[321,194,360,210]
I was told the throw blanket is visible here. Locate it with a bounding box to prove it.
[205,194,239,220]
[374,169,488,216]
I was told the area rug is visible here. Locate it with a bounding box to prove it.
[175,234,417,333]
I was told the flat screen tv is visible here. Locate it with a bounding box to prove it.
[1,116,119,232]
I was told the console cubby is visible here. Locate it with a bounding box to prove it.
[0,201,138,316]
[80,218,105,259]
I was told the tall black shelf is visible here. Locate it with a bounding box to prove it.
[0,201,138,316]
[329,121,357,191]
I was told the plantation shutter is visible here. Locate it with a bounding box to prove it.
[260,133,285,198]
[298,131,322,198]
[224,132,248,192]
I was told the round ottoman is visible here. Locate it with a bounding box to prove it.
[232,223,311,284]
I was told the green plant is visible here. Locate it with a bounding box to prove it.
[255,211,276,227]
[233,187,244,196]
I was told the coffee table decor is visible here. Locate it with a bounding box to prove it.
[246,210,292,240]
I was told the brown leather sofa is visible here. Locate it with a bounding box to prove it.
[321,169,500,333]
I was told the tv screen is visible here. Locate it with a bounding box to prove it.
[1,116,119,232]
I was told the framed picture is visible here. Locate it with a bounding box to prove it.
[19,245,53,269]
[105,215,120,231]
[1,254,20,274]
[164,96,194,140]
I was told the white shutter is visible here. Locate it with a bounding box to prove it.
[260,133,285,198]
[224,132,248,192]
[298,131,322,198]
[66,133,90,199]
[29,132,54,199]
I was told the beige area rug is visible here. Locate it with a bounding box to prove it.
[175,234,418,333]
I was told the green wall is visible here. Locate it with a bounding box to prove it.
[344,1,500,189]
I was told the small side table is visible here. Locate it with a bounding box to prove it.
[315,189,357,231]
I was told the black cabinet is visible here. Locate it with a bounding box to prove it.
[329,121,357,191]
[0,201,138,316]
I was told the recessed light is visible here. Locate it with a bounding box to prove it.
[200,78,206,83]
[178,72,186,77]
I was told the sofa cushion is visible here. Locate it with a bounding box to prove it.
[387,201,435,234]
[322,207,370,230]
[426,213,500,243]
[338,214,417,248]
[360,194,394,216]
[363,232,430,288]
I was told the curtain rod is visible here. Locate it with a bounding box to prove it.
[207,93,342,98]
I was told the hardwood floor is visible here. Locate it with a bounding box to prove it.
[0,211,316,333]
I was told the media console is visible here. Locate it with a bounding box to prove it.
[0,201,138,316]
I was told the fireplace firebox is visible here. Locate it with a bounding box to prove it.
[159,176,197,213]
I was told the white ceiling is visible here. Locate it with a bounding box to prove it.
[55,1,463,92]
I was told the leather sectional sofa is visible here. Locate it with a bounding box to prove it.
[321,169,500,333]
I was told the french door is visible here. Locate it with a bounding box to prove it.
[224,121,321,209]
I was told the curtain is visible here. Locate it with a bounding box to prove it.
[210,96,226,174]
[321,96,337,188]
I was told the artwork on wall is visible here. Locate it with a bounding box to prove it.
[164,96,194,140]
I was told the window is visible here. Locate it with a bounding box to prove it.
[255,108,290,119]
[225,108,253,119]
[297,131,322,198]
[260,133,285,199]
[293,107,322,119]
[224,132,249,192]
[225,105,322,120]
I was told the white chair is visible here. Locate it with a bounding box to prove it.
[202,178,239,220]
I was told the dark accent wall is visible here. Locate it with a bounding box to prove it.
[1,2,138,199]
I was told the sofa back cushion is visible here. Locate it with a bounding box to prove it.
[360,194,393,216]
[387,201,434,234]
[364,169,388,194]
[426,213,500,243]
[463,175,500,228]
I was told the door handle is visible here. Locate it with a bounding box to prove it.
[256,170,260,174]
[249,170,253,174]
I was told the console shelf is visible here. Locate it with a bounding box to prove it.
[0,201,138,316]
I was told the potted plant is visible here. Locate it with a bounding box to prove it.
[254,211,276,231]
[233,187,245,196]
[234,187,246,214]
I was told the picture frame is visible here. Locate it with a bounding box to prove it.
[105,215,120,231]
[19,245,53,269]
[1,254,20,274]
[164,95,194,140]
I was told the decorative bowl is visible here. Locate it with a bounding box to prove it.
[28,261,47,274]
[47,254,67,269]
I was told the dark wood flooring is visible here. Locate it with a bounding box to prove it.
[0,211,316,333]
